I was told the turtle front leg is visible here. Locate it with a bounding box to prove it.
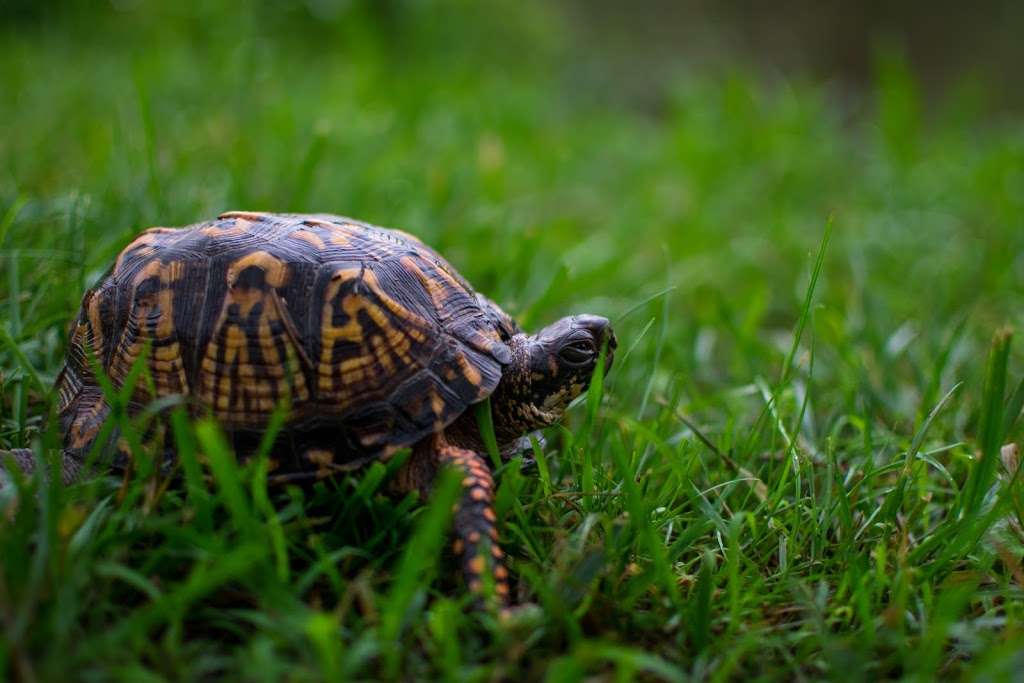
[435,444,512,607]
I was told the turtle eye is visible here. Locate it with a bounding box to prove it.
[559,340,596,364]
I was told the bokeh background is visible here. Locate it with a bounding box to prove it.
[2,1,1024,680]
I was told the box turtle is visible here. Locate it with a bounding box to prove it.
[2,211,616,606]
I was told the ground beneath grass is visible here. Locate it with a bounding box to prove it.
[2,3,1024,681]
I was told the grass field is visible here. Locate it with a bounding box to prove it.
[2,3,1024,681]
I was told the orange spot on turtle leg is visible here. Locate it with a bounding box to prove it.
[435,442,511,606]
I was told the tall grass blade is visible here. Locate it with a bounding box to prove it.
[380,468,461,677]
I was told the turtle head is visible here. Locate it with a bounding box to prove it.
[491,315,617,443]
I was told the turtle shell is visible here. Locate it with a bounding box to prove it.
[56,211,518,474]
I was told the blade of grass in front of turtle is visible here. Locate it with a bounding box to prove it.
[6,249,25,447]
[92,340,153,484]
[254,395,290,463]
[337,461,390,524]
[171,408,212,532]
[530,434,552,498]
[585,339,608,424]
[115,345,160,505]
[253,454,290,581]
[250,400,290,582]
[580,335,609,504]
[474,398,503,469]
[494,455,525,537]
[195,418,255,535]
[362,490,421,557]
[380,467,461,678]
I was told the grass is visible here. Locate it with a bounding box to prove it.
[2,1,1024,680]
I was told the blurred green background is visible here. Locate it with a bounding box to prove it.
[2,1,1024,680]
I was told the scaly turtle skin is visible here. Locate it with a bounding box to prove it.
[2,211,616,606]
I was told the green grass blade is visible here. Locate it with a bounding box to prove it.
[195,419,254,533]
[474,398,503,469]
[961,328,1011,516]
[380,467,461,677]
